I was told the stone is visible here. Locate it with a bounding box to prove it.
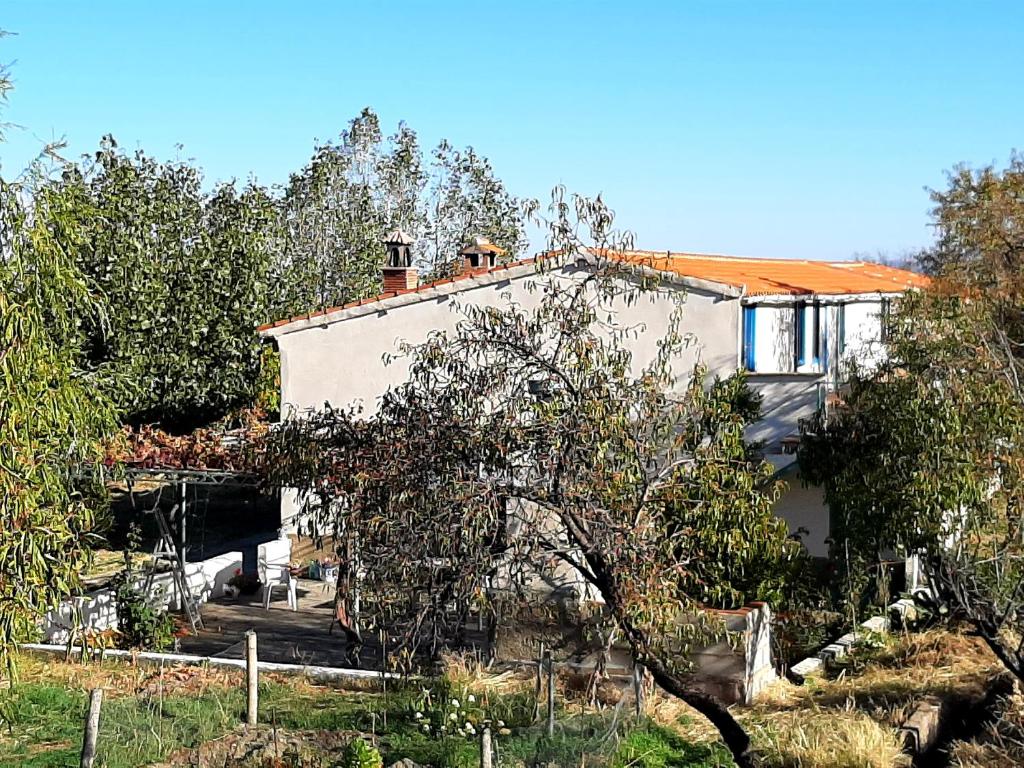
[818,642,848,662]
[835,632,858,647]
[860,615,889,633]
[900,696,944,754]
[790,656,823,682]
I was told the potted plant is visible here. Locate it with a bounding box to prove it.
[320,558,339,584]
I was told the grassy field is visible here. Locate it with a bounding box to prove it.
[0,630,1003,767]
[0,653,731,768]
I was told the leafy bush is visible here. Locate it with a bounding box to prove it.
[338,738,382,768]
[112,579,176,651]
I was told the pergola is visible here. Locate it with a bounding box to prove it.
[116,466,262,633]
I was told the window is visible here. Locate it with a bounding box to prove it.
[837,304,846,356]
[795,303,807,369]
[880,298,890,343]
[812,304,822,365]
[743,306,757,371]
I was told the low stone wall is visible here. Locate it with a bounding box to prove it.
[687,602,775,704]
[495,600,775,706]
[41,551,243,644]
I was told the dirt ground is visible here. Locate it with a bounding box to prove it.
[152,727,358,768]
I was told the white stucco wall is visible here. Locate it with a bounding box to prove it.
[840,299,886,373]
[274,263,739,417]
[746,374,824,447]
[271,263,741,531]
[772,467,830,558]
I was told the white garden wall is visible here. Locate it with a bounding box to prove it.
[41,551,243,644]
[688,602,776,704]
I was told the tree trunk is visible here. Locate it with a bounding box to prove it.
[644,659,754,768]
[572,546,755,768]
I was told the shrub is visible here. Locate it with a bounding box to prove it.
[338,738,382,768]
[112,579,176,651]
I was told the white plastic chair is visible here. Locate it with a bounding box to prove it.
[258,536,297,611]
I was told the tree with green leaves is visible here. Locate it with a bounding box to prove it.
[14,108,524,432]
[801,155,1024,682]
[55,137,276,430]
[268,108,528,318]
[0,60,117,667]
[259,193,800,767]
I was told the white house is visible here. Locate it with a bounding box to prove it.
[259,237,927,558]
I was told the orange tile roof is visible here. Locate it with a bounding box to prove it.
[257,257,536,332]
[608,250,929,296]
[258,250,929,332]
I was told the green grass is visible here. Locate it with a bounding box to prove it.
[0,682,242,767]
[0,659,726,768]
[613,726,732,768]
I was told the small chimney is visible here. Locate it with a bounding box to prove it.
[382,228,418,292]
[459,236,506,276]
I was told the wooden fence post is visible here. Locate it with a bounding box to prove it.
[633,663,645,719]
[545,649,555,738]
[480,721,493,768]
[246,630,258,726]
[80,688,103,768]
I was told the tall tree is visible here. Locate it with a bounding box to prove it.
[0,62,116,668]
[801,156,1024,682]
[268,108,527,318]
[260,192,798,767]
[58,138,275,430]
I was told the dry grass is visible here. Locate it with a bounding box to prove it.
[740,629,1003,767]
[82,549,150,585]
[747,707,908,768]
[754,629,1000,723]
[950,692,1024,767]
[640,629,1004,768]
[4,651,150,697]
[440,651,536,696]
[3,650,248,701]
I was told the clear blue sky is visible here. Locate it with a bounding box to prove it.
[2,1,1021,260]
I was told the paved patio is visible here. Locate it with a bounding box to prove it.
[177,578,489,669]
[178,578,360,667]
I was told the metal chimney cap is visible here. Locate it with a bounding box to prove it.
[382,228,415,245]
[459,236,506,256]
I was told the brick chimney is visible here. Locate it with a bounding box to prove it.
[382,228,417,292]
[459,236,506,276]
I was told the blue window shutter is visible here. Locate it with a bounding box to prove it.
[795,303,806,368]
[743,306,757,371]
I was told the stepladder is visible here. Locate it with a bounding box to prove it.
[145,503,203,633]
